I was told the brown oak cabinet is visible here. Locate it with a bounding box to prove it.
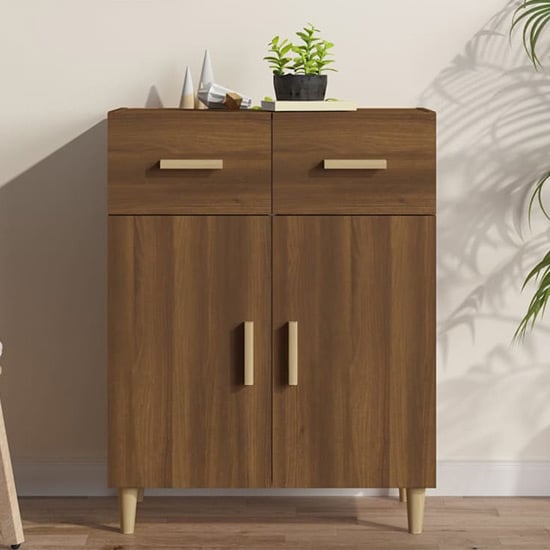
[108,108,436,535]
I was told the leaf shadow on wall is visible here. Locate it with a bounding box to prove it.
[419,2,550,468]
[0,121,107,465]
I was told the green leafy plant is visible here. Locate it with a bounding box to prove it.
[264,23,336,75]
[515,250,550,340]
[510,0,550,340]
[511,0,550,69]
[264,36,293,75]
[514,172,550,341]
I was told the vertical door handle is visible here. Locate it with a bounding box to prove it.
[244,321,254,386]
[288,321,298,386]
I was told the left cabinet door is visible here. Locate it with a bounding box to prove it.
[108,215,271,488]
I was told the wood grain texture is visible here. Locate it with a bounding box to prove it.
[16,496,550,549]
[273,216,435,488]
[108,216,271,488]
[273,109,436,214]
[108,110,271,214]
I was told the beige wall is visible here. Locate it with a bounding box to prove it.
[1,0,549,492]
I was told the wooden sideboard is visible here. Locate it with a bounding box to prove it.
[107,108,436,535]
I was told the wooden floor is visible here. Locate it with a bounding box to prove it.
[8,496,550,549]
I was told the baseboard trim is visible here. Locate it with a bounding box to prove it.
[12,459,550,497]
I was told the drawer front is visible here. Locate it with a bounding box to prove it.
[273,109,436,214]
[108,110,271,214]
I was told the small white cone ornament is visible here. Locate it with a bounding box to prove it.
[179,66,195,109]
[197,49,214,109]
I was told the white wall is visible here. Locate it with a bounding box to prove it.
[1,0,550,495]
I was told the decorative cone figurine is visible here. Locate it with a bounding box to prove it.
[197,50,214,109]
[179,66,195,109]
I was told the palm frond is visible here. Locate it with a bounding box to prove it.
[528,171,550,227]
[511,0,550,68]
[514,250,550,341]
[514,173,550,341]
[510,4,550,338]
[515,172,550,340]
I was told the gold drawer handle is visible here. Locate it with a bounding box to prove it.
[323,159,387,170]
[288,321,298,386]
[159,159,224,170]
[244,321,254,386]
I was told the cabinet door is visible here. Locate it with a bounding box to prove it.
[109,216,271,488]
[273,216,435,488]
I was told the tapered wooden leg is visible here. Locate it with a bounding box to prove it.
[406,488,426,534]
[399,488,407,503]
[119,488,138,534]
[137,488,144,503]
[0,401,24,547]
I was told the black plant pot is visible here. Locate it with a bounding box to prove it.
[273,74,327,101]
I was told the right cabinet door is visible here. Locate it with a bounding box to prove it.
[272,215,435,488]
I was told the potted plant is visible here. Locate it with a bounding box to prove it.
[264,23,336,100]
[510,0,550,339]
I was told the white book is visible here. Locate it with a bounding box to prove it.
[261,100,357,112]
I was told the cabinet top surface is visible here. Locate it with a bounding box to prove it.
[108,107,436,117]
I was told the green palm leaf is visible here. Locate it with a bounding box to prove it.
[511,0,550,68]
[514,252,550,341]
[528,172,550,226]
[515,173,550,341]
[510,2,550,339]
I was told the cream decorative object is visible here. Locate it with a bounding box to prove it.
[179,66,195,109]
[196,50,251,109]
[198,83,252,110]
[197,50,214,109]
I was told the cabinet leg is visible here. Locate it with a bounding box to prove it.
[137,488,144,503]
[406,488,425,534]
[399,488,407,503]
[0,402,24,547]
[119,488,138,534]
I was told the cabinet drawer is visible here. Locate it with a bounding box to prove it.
[108,109,271,214]
[273,109,435,214]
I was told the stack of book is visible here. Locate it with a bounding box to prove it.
[260,100,357,111]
